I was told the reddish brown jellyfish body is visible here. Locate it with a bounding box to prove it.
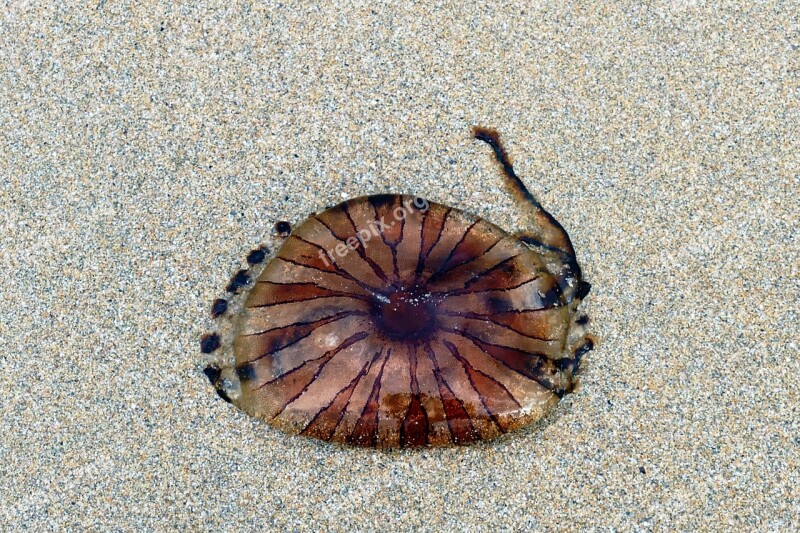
[202,127,593,447]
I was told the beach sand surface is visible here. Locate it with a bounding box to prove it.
[1,1,798,530]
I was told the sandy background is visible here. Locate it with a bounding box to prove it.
[2,1,798,530]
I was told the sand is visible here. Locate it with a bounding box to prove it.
[1,1,798,530]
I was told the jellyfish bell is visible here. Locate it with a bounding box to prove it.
[201,128,593,448]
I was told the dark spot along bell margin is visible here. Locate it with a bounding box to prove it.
[226,270,251,293]
[275,221,291,237]
[210,298,228,318]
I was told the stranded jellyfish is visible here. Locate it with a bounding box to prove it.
[201,127,593,447]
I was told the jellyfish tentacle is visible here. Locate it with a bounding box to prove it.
[472,126,578,264]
